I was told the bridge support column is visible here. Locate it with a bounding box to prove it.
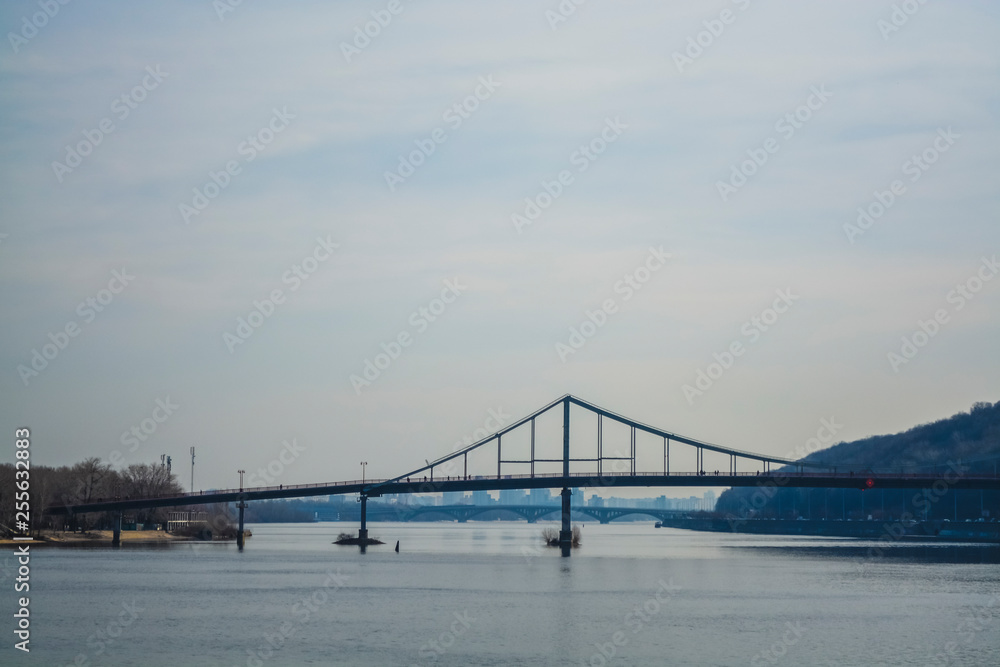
[358,494,368,543]
[236,499,246,551]
[112,511,122,547]
[559,487,572,557]
[560,397,572,557]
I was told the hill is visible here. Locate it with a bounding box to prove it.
[715,401,1000,521]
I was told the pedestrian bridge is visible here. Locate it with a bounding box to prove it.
[45,395,1000,553]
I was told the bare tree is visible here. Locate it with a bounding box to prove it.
[119,463,183,524]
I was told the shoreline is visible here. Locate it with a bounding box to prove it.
[656,517,1000,543]
[0,529,240,547]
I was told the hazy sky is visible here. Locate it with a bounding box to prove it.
[2,1,998,496]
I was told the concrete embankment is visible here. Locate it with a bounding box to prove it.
[657,518,1000,542]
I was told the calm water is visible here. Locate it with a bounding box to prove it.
[7,522,1000,666]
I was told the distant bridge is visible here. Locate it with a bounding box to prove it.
[45,395,1000,553]
[386,504,689,524]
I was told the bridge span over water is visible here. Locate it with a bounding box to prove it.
[46,395,1000,553]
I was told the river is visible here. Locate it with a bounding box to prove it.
[9,522,1000,666]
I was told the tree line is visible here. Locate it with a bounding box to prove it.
[0,457,183,536]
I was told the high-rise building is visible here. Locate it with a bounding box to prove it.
[472,489,493,505]
[499,488,526,505]
[528,488,551,505]
[703,490,717,511]
[443,491,466,505]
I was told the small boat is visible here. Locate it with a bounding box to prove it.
[654,521,662,528]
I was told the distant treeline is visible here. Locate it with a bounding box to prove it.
[0,457,184,536]
[716,401,1000,521]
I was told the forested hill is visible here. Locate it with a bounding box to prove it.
[715,401,1000,519]
[798,400,1000,473]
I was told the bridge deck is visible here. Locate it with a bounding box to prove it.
[46,471,1000,515]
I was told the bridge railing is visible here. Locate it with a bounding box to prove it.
[70,478,392,506]
[48,469,999,511]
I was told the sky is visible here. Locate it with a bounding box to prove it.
[1,1,998,498]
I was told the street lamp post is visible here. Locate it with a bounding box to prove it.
[361,461,368,485]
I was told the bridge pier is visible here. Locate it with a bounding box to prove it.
[559,398,572,557]
[236,499,246,551]
[559,487,572,556]
[358,494,368,543]
[112,511,122,547]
